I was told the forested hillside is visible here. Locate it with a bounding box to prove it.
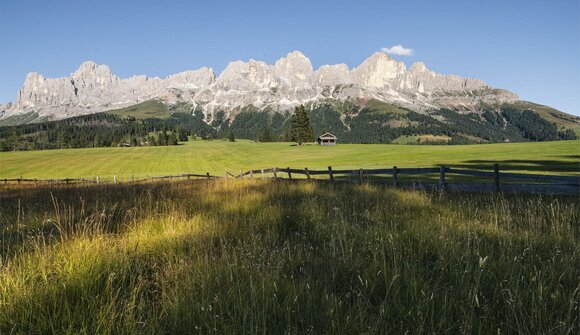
[0,100,577,151]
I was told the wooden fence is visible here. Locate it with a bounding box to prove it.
[1,173,222,186]
[233,164,579,195]
[2,164,579,195]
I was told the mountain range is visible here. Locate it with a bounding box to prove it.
[1,51,578,144]
[1,51,520,120]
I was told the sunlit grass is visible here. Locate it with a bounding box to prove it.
[0,180,578,333]
[0,139,578,179]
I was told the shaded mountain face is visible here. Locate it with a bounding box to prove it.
[1,51,520,123]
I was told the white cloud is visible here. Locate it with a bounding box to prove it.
[381,44,414,56]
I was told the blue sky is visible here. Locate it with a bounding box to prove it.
[1,0,579,115]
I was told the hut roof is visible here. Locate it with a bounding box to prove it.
[318,132,337,139]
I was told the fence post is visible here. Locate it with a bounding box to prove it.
[114,176,117,184]
[493,163,500,193]
[287,167,292,180]
[96,176,99,184]
[261,169,264,178]
[392,166,398,187]
[305,167,311,180]
[359,169,364,184]
[273,168,278,179]
[206,172,210,180]
[250,170,253,179]
[328,166,334,182]
[240,169,243,179]
[439,166,446,190]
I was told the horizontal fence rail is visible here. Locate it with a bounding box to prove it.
[230,164,579,195]
[2,164,578,195]
[1,173,224,185]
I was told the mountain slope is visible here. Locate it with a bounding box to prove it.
[106,100,171,120]
[505,101,580,134]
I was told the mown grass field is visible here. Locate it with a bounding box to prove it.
[0,140,578,179]
[1,180,578,333]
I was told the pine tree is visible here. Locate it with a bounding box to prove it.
[228,129,236,142]
[177,128,189,142]
[158,130,169,146]
[57,129,66,149]
[258,126,275,142]
[168,132,178,145]
[148,135,157,146]
[94,134,102,147]
[289,105,314,145]
[8,128,19,151]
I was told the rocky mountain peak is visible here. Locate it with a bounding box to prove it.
[409,62,429,73]
[73,61,114,78]
[351,51,406,88]
[76,60,98,71]
[314,64,351,86]
[274,51,314,87]
[165,67,215,89]
[286,50,309,60]
[218,60,247,79]
[21,72,46,91]
[215,59,273,91]
[25,71,45,81]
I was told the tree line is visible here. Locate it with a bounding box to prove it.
[0,113,208,151]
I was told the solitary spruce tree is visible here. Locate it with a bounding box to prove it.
[289,105,314,145]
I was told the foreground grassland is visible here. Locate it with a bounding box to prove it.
[0,180,578,333]
[0,140,578,179]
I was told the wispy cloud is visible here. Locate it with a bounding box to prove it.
[381,44,414,56]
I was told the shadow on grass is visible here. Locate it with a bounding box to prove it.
[1,180,434,259]
[451,158,579,174]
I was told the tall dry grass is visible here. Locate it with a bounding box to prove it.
[0,180,578,334]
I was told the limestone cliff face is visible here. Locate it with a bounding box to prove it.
[1,51,518,121]
[351,52,407,88]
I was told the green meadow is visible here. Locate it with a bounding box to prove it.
[0,140,578,179]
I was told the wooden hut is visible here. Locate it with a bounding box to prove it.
[317,132,337,146]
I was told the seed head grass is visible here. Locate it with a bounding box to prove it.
[0,180,578,333]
